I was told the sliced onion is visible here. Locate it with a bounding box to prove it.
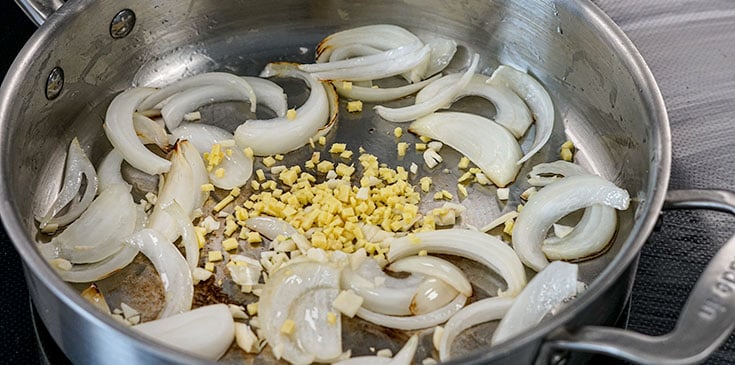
[147,140,209,242]
[170,123,253,190]
[163,201,199,270]
[292,288,342,362]
[333,74,441,103]
[302,41,423,73]
[411,277,459,315]
[423,37,457,78]
[137,72,256,113]
[37,137,98,229]
[512,174,630,272]
[125,228,193,318]
[97,149,129,192]
[487,65,554,164]
[409,111,522,187]
[161,84,255,131]
[258,261,340,365]
[333,334,418,365]
[316,24,421,62]
[375,54,479,122]
[104,87,171,175]
[313,82,340,140]
[243,76,288,117]
[341,258,424,316]
[244,216,311,253]
[542,204,617,260]
[227,255,262,287]
[53,244,139,283]
[387,229,526,297]
[234,63,329,156]
[438,296,514,362]
[492,261,578,345]
[133,113,169,150]
[527,160,588,186]
[356,294,467,330]
[306,43,431,83]
[415,73,533,138]
[328,44,382,62]
[43,183,137,264]
[387,255,472,297]
[133,304,234,360]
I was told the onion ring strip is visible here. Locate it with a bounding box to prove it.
[487,65,554,165]
[355,294,467,330]
[104,87,171,175]
[36,137,98,229]
[137,72,256,113]
[438,296,514,361]
[387,229,526,297]
[512,174,629,271]
[125,228,193,319]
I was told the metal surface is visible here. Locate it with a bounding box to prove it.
[109,9,135,39]
[13,0,64,26]
[0,0,675,364]
[540,190,735,365]
[44,66,63,100]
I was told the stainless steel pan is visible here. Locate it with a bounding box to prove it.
[2,0,734,364]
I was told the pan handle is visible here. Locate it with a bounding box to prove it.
[14,0,65,27]
[538,189,735,365]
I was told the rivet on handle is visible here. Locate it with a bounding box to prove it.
[110,9,136,39]
[45,67,64,100]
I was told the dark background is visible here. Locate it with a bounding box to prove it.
[1,1,734,364]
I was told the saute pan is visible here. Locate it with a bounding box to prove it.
[2,0,734,364]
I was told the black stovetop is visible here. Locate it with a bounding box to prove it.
[1,1,734,364]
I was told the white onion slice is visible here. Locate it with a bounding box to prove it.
[316,24,421,62]
[301,41,423,73]
[512,174,630,272]
[409,111,522,187]
[423,37,457,77]
[170,123,254,190]
[133,113,169,149]
[333,74,441,103]
[163,201,199,270]
[487,65,554,164]
[411,277,459,315]
[37,138,98,229]
[308,44,431,83]
[244,216,311,253]
[333,335,418,365]
[415,73,533,138]
[104,87,171,175]
[147,140,208,242]
[291,288,342,362]
[375,53,479,122]
[438,296,514,361]
[542,204,617,260]
[527,160,588,186]
[492,261,578,345]
[341,258,424,316]
[161,84,254,131]
[242,76,288,117]
[387,229,526,297]
[313,82,340,141]
[54,244,139,283]
[97,149,129,192]
[43,183,137,264]
[125,228,193,319]
[387,255,472,297]
[133,304,234,360]
[356,294,467,330]
[328,44,382,62]
[259,261,340,365]
[235,63,329,156]
[137,72,256,113]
